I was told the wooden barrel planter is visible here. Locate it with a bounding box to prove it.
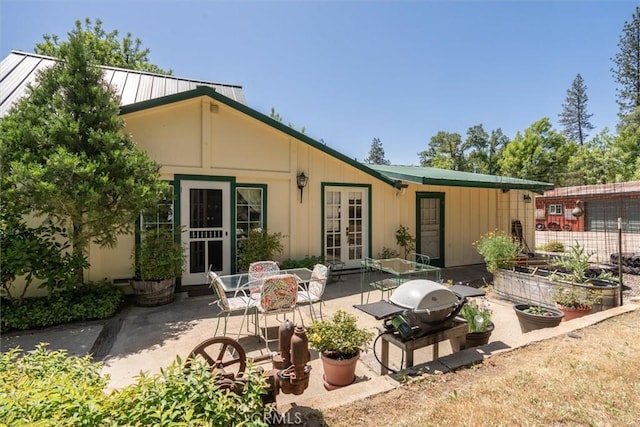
[131,278,176,306]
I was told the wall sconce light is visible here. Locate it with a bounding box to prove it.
[523,194,532,203]
[297,172,308,203]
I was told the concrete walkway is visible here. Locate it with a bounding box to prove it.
[2,264,638,417]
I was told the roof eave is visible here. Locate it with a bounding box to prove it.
[120,86,401,188]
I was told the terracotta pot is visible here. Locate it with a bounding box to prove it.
[463,321,495,349]
[513,304,564,333]
[320,352,359,390]
[559,306,592,321]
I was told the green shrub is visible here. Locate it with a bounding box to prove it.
[0,344,110,426]
[541,241,565,252]
[279,255,324,269]
[110,357,269,426]
[0,345,270,426]
[1,211,88,302]
[473,230,522,273]
[135,227,185,281]
[0,282,124,333]
[237,228,284,271]
[378,247,399,258]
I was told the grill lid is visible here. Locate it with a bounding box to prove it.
[389,279,458,314]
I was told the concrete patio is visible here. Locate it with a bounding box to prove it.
[2,264,638,418]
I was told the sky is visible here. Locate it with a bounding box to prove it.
[1,0,638,165]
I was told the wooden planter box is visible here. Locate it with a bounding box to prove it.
[493,269,621,312]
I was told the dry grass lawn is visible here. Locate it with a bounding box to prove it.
[316,309,640,426]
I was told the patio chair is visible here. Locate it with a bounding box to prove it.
[297,263,328,321]
[255,273,301,349]
[248,261,281,284]
[362,257,400,303]
[208,271,257,339]
[410,252,431,265]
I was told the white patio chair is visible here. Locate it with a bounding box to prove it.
[255,273,301,349]
[297,263,328,321]
[248,261,280,284]
[208,271,257,338]
[410,252,431,265]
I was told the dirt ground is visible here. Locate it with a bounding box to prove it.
[301,274,640,427]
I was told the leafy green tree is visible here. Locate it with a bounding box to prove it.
[364,137,391,165]
[498,118,575,185]
[0,27,169,284]
[558,73,594,145]
[418,131,469,171]
[611,7,640,118]
[612,108,640,181]
[35,18,171,74]
[564,129,621,185]
[465,125,509,175]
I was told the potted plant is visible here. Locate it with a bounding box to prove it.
[473,230,522,273]
[395,225,415,259]
[459,298,494,348]
[131,227,185,306]
[552,285,601,321]
[513,304,564,333]
[307,310,374,390]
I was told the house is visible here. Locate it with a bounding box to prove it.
[535,181,640,233]
[1,51,553,294]
[534,182,640,263]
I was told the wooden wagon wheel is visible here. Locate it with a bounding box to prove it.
[187,336,247,379]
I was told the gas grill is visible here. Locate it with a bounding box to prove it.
[355,279,485,340]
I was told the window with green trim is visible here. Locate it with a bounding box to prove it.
[140,185,175,233]
[236,187,264,242]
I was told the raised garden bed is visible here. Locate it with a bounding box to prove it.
[493,268,621,312]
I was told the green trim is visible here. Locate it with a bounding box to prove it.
[369,165,553,193]
[235,183,268,273]
[415,192,445,267]
[120,86,401,189]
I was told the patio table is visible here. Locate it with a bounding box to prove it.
[216,267,313,292]
[360,257,441,304]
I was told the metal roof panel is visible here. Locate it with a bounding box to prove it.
[0,51,246,117]
[368,164,554,192]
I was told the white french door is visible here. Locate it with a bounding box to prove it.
[324,186,369,269]
[180,180,231,285]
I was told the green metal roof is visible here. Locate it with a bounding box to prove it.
[368,165,554,192]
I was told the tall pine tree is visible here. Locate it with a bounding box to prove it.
[364,137,391,165]
[558,73,594,145]
[611,7,640,119]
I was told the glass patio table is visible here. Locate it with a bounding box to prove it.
[216,267,313,292]
[360,257,441,304]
